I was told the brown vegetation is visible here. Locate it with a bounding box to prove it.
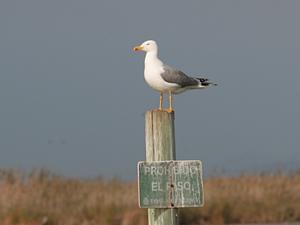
[0,169,300,225]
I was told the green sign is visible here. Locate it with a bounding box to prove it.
[138,160,204,208]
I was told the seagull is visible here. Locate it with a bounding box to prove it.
[133,40,217,112]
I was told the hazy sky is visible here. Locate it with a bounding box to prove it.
[1,0,299,179]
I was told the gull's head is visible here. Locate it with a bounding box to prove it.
[133,40,158,53]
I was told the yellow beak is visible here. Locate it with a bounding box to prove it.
[133,45,143,51]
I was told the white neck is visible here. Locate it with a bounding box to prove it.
[145,50,162,66]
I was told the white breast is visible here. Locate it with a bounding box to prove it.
[144,53,179,93]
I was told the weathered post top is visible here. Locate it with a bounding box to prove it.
[145,110,176,162]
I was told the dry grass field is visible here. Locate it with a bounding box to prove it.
[0,169,300,225]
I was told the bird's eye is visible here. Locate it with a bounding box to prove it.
[146,43,150,45]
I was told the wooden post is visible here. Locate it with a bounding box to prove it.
[145,110,179,225]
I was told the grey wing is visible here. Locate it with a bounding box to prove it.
[160,65,198,87]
